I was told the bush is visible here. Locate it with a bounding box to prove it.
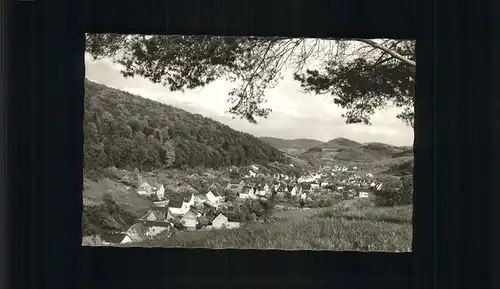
[172,218,185,230]
[318,199,332,208]
[308,200,319,208]
[374,176,413,207]
[196,216,210,229]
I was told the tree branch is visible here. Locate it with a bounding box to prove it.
[353,39,416,67]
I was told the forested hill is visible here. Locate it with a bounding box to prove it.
[83,79,287,175]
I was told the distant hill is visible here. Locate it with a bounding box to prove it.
[259,137,324,150]
[84,79,287,178]
[300,137,413,165]
[318,137,363,149]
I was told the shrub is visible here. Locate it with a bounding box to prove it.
[318,199,332,208]
[196,216,210,229]
[374,176,413,207]
[172,218,185,230]
[308,200,319,208]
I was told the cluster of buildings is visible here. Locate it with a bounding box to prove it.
[83,164,388,246]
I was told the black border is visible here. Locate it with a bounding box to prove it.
[8,0,495,288]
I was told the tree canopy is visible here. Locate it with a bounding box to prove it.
[86,35,415,127]
[84,80,287,177]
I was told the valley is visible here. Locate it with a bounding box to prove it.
[82,79,413,251]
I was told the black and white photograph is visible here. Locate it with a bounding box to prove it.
[82,35,415,251]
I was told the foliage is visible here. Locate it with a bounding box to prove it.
[196,216,210,229]
[84,80,287,176]
[86,35,415,126]
[132,205,412,251]
[318,199,332,208]
[374,176,413,207]
[82,193,136,235]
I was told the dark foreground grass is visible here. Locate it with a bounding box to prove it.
[127,205,412,251]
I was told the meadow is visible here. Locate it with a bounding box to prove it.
[127,203,413,252]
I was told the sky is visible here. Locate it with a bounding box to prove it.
[84,41,414,146]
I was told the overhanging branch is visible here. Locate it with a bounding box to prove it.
[353,39,416,67]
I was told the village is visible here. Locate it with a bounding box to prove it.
[82,163,388,246]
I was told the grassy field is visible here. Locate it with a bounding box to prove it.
[127,203,412,252]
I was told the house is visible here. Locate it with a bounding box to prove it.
[212,213,229,229]
[289,185,301,196]
[156,184,165,200]
[249,170,257,177]
[239,186,256,199]
[321,182,329,187]
[300,192,307,200]
[359,192,369,198]
[376,183,384,191]
[276,182,288,193]
[168,197,188,215]
[251,165,259,171]
[138,210,159,222]
[181,210,199,231]
[310,183,320,190]
[225,222,240,229]
[139,207,168,222]
[227,180,244,191]
[366,173,374,178]
[137,182,154,196]
[184,194,195,208]
[206,191,222,206]
[122,223,147,243]
[254,185,267,197]
[153,200,169,207]
[142,222,172,238]
[101,233,128,245]
[337,186,344,190]
[194,194,208,206]
[264,183,270,192]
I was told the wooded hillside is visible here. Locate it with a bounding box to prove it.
[84,79,286,177]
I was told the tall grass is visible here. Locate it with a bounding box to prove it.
[128,205,412,252]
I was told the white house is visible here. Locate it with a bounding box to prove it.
[353,166,358,170]
[156,184,165,200]
[212,213,229,229]
[140,211,158,221]
[290,185,301,196]
[137,182,154,196]
[366,173,374,178]
[144,224,170,238]
[249,170,257,177]
[289,164,294,167]
[321,182,329,187]
[206,191,222,206]
[168,197,190,216]
[310,183,320,190]
[300,192,307,200]
[255,187,267,197]
[226,222,240,229]
[122,223,146,243]
[181,210,198,231]
[183,194,195,208]
[251,165,259,171]
[239,186,255,199]
[337,186,344,190]
[376,183,384,191]
[153,200,169,207]
[264,183,270,192]
[359,192,369,198]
